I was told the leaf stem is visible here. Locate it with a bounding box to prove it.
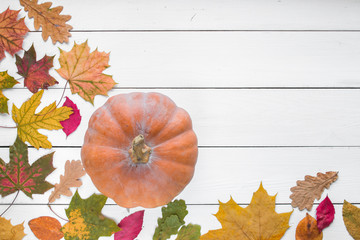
[0,125,16,128]
[0,190,19,217]
[47,203,69,222]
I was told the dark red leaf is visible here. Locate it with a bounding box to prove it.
[115,210,144,240]
[316,196,335,231]
[60,97,81,136]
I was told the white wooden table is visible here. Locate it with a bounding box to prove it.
[1,0,360,239]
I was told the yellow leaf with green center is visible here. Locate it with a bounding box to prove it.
[0,71,18,114]
[0,217,26,240]
[12,90,72,149]
[201,183,293,240]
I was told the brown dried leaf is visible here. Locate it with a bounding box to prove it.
[48,160,86,203]
[290,171,338,211]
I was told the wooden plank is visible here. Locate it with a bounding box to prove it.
[1,89,360,147]
[3,32,360,88]
[0,147,357,204]
[3,0,360,31]
[2,204,355,239]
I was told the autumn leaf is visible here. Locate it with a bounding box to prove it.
[153,199,188,240]
[290,171,338,211]
[316,196,335,231]
[0,71,18,113]
[296,213,323,240]
[48,160,86,203]
[12,90,73,149]
[62,190,120,240]
[0,8,29,61]
[115,210,144,240]
[0,217,26,240]
[0,137,55,198]
[19,0,72,43]
[16,44,58,93]
[56,41,117,104]
[343,200,360,240]
[60,97,81,136]
[29,216,63,240]
[176,224,201,240]
[201,183,292,240]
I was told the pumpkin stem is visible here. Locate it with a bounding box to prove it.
[129,134,151,164]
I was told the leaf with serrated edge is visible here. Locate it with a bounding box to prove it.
[49,160,86,203]
[0,217,26,240]
[19,0,72,43]
[343,200,360,240]
[0,71,18,113]
[296,213,323,240]
[56,41,116,104]
[176,224,201,240]
[0,137,55,198]
[290,171,338,211]
[12,90,72,149]
[29,216,63,240]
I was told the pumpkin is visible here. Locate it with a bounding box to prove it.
[81,92,198,208]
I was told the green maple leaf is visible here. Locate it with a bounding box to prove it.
[0,71,18,114]
[62,191,120,240]
[0,137,55,198]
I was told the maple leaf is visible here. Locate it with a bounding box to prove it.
[0,137,55,198]
[176,224,201,240]
[48,160,86,203]
[343,200,360,240]
[115,210,144,240]
[0,8,29,61]
[316,196,335,231]
[62,190,120,240]
[19,0,72,43]
[201,183,292,240]
[290,171,338,211]
[295,213,323,240]
[0,217,26,240]
[56,41,117,104]
[60,97,82,136]
[12,90,73,149]
[0,71,18,113]
[16,44,58,93]
[29,216,63,240]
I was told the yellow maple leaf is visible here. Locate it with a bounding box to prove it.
[0,217,26,240]
[201,183,292,240]
[56,41,117,104]
[12,90,72,149]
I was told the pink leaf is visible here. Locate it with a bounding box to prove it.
[316,196,335,231]
[60,97,81,136]
[115,210,144,240]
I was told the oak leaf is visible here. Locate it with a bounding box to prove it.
[343,200,360,240]
[12,90,73,149]
[29,216,63,240]
[60,97,81,136]
[115,210,144,240]
[0,71,18,113]
[201,183,292,240]
[295,213,323,240]
[62,191,120,240]
[0,8,29,61]
[16,44,58,93]
[290,171,338,211]
[0,137,55,198]
[0,217,26,240]
[48,160,86,203]
[316,196,335,231]
[176,224,201,240]
[56,41,117,104]
[19,0,72,43]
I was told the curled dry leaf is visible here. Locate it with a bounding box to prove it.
[296,213,323,240]
[60,97,82,136]
[316,196,335,231]
[290,171,338,211]
[48,160,86,203]
[29,216,63,240]
[19,0,72,43]
[343,200,360,240]
[0,217,26,240]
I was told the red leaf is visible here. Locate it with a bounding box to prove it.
[316,196,335,231]
[60,97,81,136]
[115,210,144,240]
[15,44,58,93]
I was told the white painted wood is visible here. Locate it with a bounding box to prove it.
[3,0,360,31]
[1,204,355,239]
[2,89,360,147]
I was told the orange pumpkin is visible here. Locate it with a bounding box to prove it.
[81,92,198,208]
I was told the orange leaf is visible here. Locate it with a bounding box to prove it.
[296,213,323,240]
[0,8,29,61]
[56,41,117,104]
[19,0,72,44]
[29,216,63,240]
